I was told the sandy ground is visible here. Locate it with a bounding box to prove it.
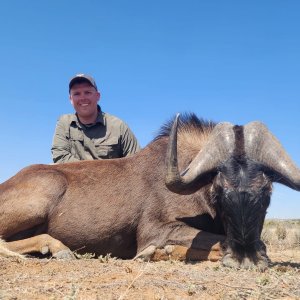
[0,250,299,300]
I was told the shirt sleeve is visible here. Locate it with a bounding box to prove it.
[120,122,141,157]
[51,116,81,163]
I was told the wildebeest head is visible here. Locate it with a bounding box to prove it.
[211,158,272,269]
[165,114,300,269]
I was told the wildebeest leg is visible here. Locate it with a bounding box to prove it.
[135,223,224,262]
[0,238,24,259]
[0,170,70,256]
[5,234,75,259]
[152,244,222,262]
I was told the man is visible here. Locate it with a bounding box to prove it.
[51,74,141,163]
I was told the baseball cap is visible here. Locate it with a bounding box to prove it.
[69,74,98,92]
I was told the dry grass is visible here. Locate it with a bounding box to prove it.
[262,219,300,251]
[0,220,299,299]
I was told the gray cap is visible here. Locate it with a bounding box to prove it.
[69,74,98,92]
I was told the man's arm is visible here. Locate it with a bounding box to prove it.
[120,122,141,157]
[51,116,80,163]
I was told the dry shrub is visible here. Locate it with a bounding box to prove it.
[293,231,300,247]
[275,223,287,240]
[261,227,273,245]
[262,219,300,250]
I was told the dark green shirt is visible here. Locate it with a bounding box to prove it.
[51,109,141,163]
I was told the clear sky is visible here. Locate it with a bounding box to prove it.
[0,1,299,218]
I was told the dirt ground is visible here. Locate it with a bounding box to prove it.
[0,249,299,300]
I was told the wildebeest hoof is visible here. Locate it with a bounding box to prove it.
[53,249,75,260]
[41,246,49,255]
[164,245,175,254]
[134,245,156,261]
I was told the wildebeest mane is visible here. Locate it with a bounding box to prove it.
[154,112,216,141]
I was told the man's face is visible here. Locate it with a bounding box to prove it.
[69,82,100,120]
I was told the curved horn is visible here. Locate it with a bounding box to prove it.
[165,114,235,193]
[244,121,300,191]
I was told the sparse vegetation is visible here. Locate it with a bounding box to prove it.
[262,219,300,250]
[73,252,96,259]
[98,253,115,263]
[0,220,299,299]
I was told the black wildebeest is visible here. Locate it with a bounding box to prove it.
[0,113,299,269]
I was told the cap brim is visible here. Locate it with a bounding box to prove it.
[69,77,97,92]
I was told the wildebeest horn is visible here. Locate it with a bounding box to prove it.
[165,114,235,193]
[244,121,300,191]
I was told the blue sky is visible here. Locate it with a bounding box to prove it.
[0,1,299,218]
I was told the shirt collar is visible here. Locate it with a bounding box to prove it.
[70,105,105,127]
[95,105,105,125]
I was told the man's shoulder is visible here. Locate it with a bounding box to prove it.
[103,112,127,127]
[57,113,77,125]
